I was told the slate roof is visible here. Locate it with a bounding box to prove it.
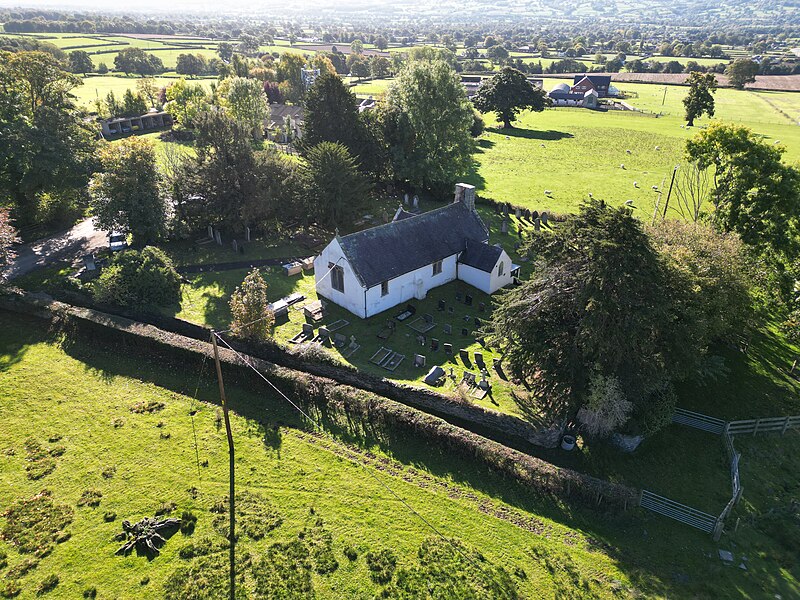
[458,240,503,273]
[338,202,489,288]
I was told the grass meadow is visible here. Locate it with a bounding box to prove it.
[1,311,799,598]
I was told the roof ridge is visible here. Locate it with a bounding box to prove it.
[338,201,469,240]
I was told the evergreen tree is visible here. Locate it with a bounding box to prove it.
[229,268,274,341]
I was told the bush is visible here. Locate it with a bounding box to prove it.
[366,549,397,584]
[470,109,485,137]
[93,246,181,309]
[343,545,358,561]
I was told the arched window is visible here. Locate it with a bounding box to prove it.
[498,261,504,276]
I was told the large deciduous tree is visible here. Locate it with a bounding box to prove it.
[68,50,93,75]
[726,58,759,89]
[384,60,474,191]
[217,76,269,139]
[683,71,716,127]
[472,66,547,128]
[685,122,800,261]
[90,137,166,246]
[300,142,371,228]
[0,51,97,226]
[114,48,164,77]
[164,78,210,129]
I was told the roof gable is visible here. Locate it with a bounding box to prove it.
[338,202,489,288]
[458,240,504,273]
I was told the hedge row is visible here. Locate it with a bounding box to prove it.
[0,289,639,511]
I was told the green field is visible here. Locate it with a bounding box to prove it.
[470,83,800,214]
[71,75,217,109]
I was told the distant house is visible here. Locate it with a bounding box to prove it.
[314,184,518,318]
[548,74,610,108]
[99,110,172,137]
[572,74,612,97]
[266,103,303,143]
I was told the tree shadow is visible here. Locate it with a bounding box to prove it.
[488,127,574,141]
[0,311,61,372]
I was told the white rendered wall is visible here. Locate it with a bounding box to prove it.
[313,238,367,319]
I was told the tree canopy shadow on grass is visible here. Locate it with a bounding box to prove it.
[487,127,575,141]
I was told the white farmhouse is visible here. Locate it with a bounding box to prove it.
[314,184,518,319]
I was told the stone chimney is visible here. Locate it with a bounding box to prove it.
[454,183,476,212]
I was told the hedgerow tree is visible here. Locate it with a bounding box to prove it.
[93,246,181,309]
[683,71,716,126]
[726,58,759,89]
[490,200,751,437]
[68,50,93,75]
[90,137,165,246]
[114,47,164,76]
[229,269,274,341]
[384,60,474,191]
[685,122,800,261]
[472,66,547,128]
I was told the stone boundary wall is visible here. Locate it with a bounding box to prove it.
[0,288,639,512]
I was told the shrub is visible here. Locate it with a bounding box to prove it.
[366,549,397,584]
[576,374,632,438]
[343,545,358,561]
[93,247,181,309]
[229,269,274,342]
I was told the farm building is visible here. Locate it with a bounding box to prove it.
[572,74,613,97]
[548,77,605,107]
[314,184,518,318]
[99,110,172,137]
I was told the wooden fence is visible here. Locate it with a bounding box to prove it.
[726,415,800,436]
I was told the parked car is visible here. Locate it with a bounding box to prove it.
[108,232,128,252]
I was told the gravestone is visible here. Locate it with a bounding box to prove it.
[531,210,539,220]
[382,209,389,223]
[443,324,452,335]
[438,299,446,311]
[478,302,486,312]
[318,326,330,341]
[208,225,214,239]
[404,193,409,205]
[414,354,426,368]
[412,195,419,209]
[455,292,463,302]
[232,239,238,253]
[541,211,549,226]
[302,323,314,337]
[494,203,502,215]
[500,220,509,234]
[245,226,251,241]
[515,207,521,218]
[443,343,452,355]
[215,230,222,245]
[534,218,541,232]
[431,338,439,351]
[524,208,532,220]
[459,349,470,364]
[464,295,473,306]
[461,328,469,336]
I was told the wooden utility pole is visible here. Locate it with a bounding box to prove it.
[662,165,679,219]
[211,332,236,600]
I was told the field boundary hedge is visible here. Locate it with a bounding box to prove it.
[20,287,561,450]
[0,288,640,512]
